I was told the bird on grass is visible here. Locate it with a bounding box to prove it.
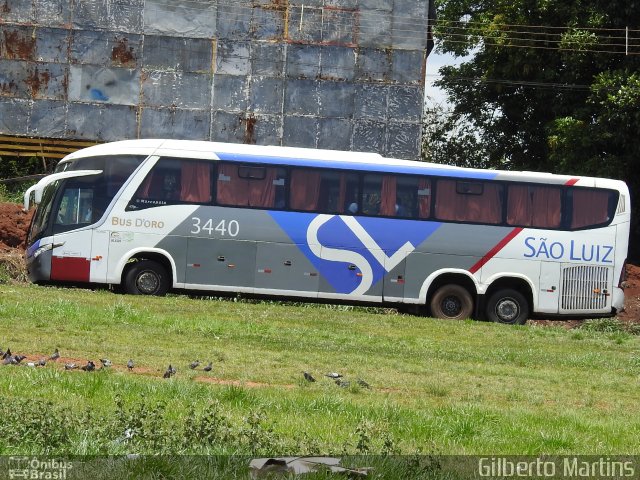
[13,355,26,364]
[1,348,11,360]
[356,378,371,389]
[324,372,343,379]
[38,358,46,367]
[127,359,134,371]
[335,379,350,388]
[81,360,96,372]
[189,360,200,370]
[50,348,60,361]
[163,364,176,378]
[203,362,213,372]
[99,358,112,368]
[303,371,316,382]
[64,363,78,370]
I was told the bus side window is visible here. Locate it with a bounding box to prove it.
[435,179,503,224]
[130,158,212,209]
[217,163,286,209]
[291,169,358,214]
[569,188,616,229]
[507,184,561,228]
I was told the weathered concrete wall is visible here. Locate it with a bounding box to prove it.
[0,0,433,159]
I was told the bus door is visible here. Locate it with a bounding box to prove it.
[50,184,96,283]
[186,237,256,291]
[254,242,319,297]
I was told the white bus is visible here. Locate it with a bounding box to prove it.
[25,139,630,324]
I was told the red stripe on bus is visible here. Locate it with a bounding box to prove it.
[565,178,579,186]
[469,227,523,274]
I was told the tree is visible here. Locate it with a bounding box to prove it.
[423,0,640,257]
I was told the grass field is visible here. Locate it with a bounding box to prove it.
[0,283,639,474]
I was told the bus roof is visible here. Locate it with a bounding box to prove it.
[59,139,627,189]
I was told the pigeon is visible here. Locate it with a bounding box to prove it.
[335,379,350,388]
[26,362,36,368]
[163,364,175,378]
[38,358,46,367]
[303,371,316,382]
[189,360,200,370]
[2,348,11,360]
[127,359,134,371]
[356,378,371,389]
[65,363,78,370]
[203,362,213,372]
[324,372,343,379]
[99,358,112,368]
[81,360,96,372]
[49,348,60,361]
[13,355,26,364]
[2,356,14,365]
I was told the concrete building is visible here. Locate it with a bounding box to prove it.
[0,0,434,159]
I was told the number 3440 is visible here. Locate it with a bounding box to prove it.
[190,218,240,237]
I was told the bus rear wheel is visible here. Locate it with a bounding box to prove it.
[429,285,473,320]
[486,289,529,325]
[124,260,170,296]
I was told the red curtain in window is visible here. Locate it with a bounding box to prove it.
[436,180,502,223]
[180,162,211,203]
[137,170,163,199]
[248,168,278,208]
[290,170,321,211]
[507,185,561,228]
[380,176,397,216]
[571,189,610,229]
[532,188,561,227]
[418,178,431,219]
[216,163,246,205]
[435,180,460,220]
[506,185,529,225]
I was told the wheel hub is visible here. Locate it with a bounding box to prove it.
[137,271,159,294]
[496,299,519,322]
[442,295,462,317]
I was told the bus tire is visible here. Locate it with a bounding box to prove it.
[486,289,529,325]
[123,260,170,296]
[429,284,473,320]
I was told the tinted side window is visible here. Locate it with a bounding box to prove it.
[289,168,358,214]
[217,163,286,208]
[507,184,562,228]
[435,179,503,224]
[129,158,213,210]
[569,188,617,229]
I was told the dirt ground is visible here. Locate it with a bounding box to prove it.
[0,201,638,324]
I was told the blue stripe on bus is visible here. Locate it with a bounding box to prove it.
[215,152,499,180]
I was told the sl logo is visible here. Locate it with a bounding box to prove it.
[270,212,441,295]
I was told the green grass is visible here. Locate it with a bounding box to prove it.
[1,284,639,462]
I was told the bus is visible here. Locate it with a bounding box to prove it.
[24,139,630,324]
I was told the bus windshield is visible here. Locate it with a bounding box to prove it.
[27,155,146,244]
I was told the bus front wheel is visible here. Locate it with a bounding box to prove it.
[123,260,170,296]
[486,289,529,325]
[429,285,473,320]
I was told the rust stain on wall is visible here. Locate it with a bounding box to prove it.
[2,30,36,61]
[111,38,136,67]
[0,79,17,95]
[25,67,51,97]
[242,114,257,145]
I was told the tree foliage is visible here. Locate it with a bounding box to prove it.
[422,0,640,256]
